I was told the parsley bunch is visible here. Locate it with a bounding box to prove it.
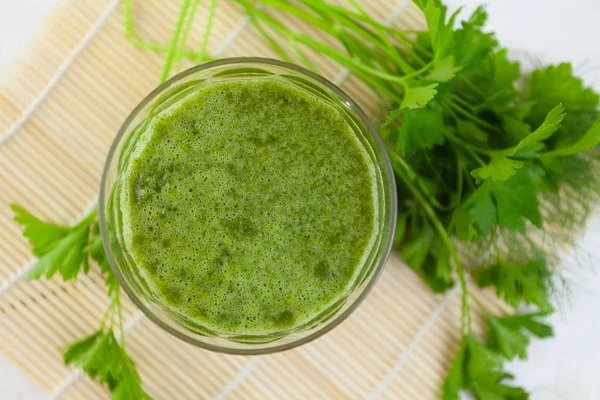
[11,0,600,398]
[11,206,150,399]
[228,0,600,396]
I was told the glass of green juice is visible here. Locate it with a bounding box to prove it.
[99,58,397,354]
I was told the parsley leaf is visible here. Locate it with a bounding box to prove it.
[427,55,461,82]
[450,207,477,242]
[490,169,542,231]
[471,155,524,182]
[401,84,439,110]
[474,260,552,310]
[64,329,151,399]
[513,104,565,157]
[396,106,447,156]
[543,113,600,156]
[12,205,96,281]
[464,181,497,235]
[416,0,459,59]
[443,334,527,400]
[442,338,466,400]
[453,7,497,70]
[527,63,599,125]
[492,49,520,95]
[456,119,488,145]
[488,313,553,360]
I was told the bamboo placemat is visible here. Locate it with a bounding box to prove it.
[0,0,510,398]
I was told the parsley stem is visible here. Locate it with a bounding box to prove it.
[117,290,125,347]
[239,3,411,85]
[451,94,474,111]
[123,0,133,38]
[159,0,192,83]
[457,74,485,99]
[195,0,217,63]
[129,38,206,60]
[346,0,415,73]
[444,132,489,165]
[249,17,294,63]
[448,102,501,133]
[456,151,464,203]
[298,0,399,34]
[291,39,318,72]
[387,148,471,334]
[175,0,201,72]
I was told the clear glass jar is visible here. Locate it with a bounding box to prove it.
[99,58,397,354]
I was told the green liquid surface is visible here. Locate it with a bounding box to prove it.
[119,78,378,335]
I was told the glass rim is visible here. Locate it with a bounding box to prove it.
[99,57,397,355]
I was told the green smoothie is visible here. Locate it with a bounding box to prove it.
[118,78,379,336]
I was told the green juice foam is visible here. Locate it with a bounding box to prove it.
[118,78,379,335]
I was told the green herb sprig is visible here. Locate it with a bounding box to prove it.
[11,205,150,399]
[11,0,600,399]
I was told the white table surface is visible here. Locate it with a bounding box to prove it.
[1,1,599,399]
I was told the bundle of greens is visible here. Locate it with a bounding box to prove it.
[12,0,600,398]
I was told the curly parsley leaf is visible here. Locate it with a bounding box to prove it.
[488,313,553,360]
[12,205,96,281]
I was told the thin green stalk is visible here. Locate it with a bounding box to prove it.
[195,0,217,63]
[123,0,133,38]
[451,93,475,111]
[347,0,414,73]
[458,74,486,99]
[175,0,201,71]
[249,17,294,63]
[159,0,191,83]
[388,148,471,334]
[444,131,491,158]
[257,0,412,73]
[291,40,318,72]
[463,166,475,191]
[299,0,399,33]
[242,4,412,85]
[448,101,501,133]
[456,151,464,203]
[116,290,125,346]
[306,0,416,74]
[254,0,332,31]
[129,38,206,60]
